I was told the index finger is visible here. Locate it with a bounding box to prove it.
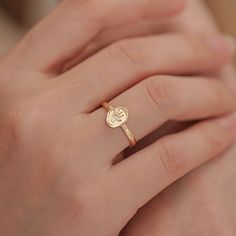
[5,0,186,75]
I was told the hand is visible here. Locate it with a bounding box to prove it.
[0,1,235,236]
[53,0,188,71]
[7,0,186,72]
[121,146,236,236]
[121,1,236,235]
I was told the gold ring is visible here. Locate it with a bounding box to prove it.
[102,102,136,147]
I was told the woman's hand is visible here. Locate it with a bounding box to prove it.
[0,1,236,236]
[121,146,236,236]
[121,1,236,235]
[6,0,186,73]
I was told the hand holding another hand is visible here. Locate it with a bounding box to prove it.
[0,1,235,236]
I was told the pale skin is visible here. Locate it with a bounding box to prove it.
[77,2,236,235]
[122,1,236,235]
[0,1,236,236]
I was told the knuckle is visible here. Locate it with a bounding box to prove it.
[0,104,47,150]
[107,40,140,74]
[58,193,85,221]
[157,139,183,175]
[199,125,226,154]
[0,104,38,151]
[144,77,176,116]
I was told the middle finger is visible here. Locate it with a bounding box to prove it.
[59,34,233,113]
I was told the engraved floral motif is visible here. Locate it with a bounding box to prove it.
[106,107,128,128]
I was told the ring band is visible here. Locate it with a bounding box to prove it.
[102,102,137,147]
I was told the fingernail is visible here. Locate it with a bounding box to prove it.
[217,113,236,138]
[207,34,236,54]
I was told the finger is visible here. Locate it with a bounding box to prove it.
[5,0,185,74]
[60,34,233,112]
[88,76,236,158]
[108,114,236,211]
[63,18,163,69]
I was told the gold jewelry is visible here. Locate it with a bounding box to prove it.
[102,102,136,147]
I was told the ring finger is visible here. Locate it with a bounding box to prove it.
[87,76,235,159]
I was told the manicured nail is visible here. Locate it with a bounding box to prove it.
[207,34,236,54]
[217,113,236,138]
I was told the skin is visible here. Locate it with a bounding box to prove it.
[121,1,236,235]
[0,1,235,236]
[50,5,236,235]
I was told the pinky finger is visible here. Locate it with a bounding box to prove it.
[108,113,236,212]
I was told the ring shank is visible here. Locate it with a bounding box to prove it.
[121,124,137,147]
[102,102,114,111]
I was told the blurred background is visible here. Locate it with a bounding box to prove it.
[0,0,236,58]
